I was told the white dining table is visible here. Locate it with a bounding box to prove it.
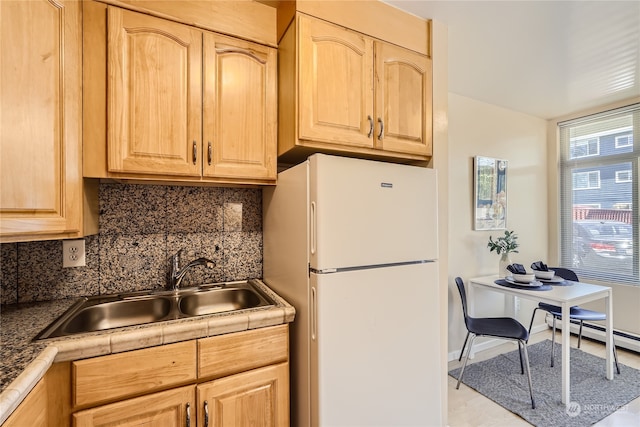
[468,275,614,406]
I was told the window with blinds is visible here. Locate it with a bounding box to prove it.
[559,103,640,284]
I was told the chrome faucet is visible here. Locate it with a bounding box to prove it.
[170,250,216,291]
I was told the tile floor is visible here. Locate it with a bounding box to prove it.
[448,329,640,426]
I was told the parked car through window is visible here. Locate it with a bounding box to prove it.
[572,220,633,274]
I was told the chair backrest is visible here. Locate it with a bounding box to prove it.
[549,267,579,282]
[455,277,470,328]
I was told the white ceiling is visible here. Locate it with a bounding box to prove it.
[384,0,640,119]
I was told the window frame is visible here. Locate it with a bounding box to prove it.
[558,103,640,285]
[615,134,633,148]
[616,170,632,183]
[570,137,600,159]
[572,170,601,190]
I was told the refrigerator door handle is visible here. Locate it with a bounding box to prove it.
[311,286,317,341]
[310,201,317,255]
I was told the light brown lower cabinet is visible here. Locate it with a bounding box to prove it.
[2,378,48,427]
[198,363,289,426]
[2,362,71,427]
[72,363,289,427]
[2,325,289,427]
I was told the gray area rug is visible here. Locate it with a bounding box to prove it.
[449,340,640,427]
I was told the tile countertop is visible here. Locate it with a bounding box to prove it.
[0,279,295,425]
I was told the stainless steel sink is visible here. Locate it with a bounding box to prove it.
[179,288,265,316]
[61,296,174,334]
[35,280,274,340]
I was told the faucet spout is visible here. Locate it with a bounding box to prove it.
[170,251,216,291]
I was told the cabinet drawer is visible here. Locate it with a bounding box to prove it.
[73,341,197,408]
[73,385,195,427]
[198,325,288,380]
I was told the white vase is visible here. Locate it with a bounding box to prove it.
[499,252,512,278]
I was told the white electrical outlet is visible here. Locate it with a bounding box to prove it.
[62,239,86,268]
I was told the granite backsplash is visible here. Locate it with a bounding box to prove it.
[0,183,263,305]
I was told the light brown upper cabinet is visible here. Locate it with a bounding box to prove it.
[84,4,277,185]
[107,8,203,178]
[278,14,432,165]
[297,15,375,150]
[202,33,277,181]
[0,0,97,243]
[375,42,433,157]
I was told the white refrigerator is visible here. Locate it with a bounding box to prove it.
[263,154,441,426]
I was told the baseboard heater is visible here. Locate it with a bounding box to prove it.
[546,317,640,353]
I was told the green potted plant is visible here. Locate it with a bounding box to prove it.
[488,230,519,277]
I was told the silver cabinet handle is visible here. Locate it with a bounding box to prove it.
[377,118,384,141]
[204,400,209,427]
[208,142,212,165]
[192,141,197,165]
[367,115,373,138]
[310,201,316,255]
[311,286,317,341]
[186,402,191,427]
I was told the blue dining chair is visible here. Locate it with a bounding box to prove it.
[527,267,620,373]
[455,277,536,409]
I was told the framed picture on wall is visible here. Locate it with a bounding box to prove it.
[474,156,508,230]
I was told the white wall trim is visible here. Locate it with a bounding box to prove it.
[547,319,640,353]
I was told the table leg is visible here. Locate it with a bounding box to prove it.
[605,290,614,380]
[561,303,570,405]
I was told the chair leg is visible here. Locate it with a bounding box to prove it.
[526,307,540,344]
[577,320,620,374]
[521,340,536,409]
[578,320,584,348]
[456,334,476,390]
[551,316,557,367]
[458,331,470,362]
[518,341,524,375]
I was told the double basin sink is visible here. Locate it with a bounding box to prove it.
[35,280,274,340]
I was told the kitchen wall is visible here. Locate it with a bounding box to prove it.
[0,183,263,305]
[447,93,548,358]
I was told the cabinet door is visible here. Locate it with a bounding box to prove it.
[73,386,195,427]
[374,42,432,156]
[3,377,48,427]
[0,0,82,240]
[108,7,202,177]
[203,33,276,181]
[298,15,374,148]
[197,363,289,427]
[4,363,71,426]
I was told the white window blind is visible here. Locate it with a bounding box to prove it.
[559,103,640,284]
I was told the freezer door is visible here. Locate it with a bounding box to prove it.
[310,262,442,426]
[309,154,437,271]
